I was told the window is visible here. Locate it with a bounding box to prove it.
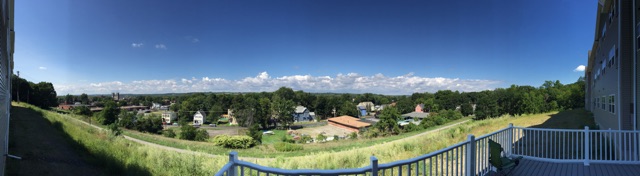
[608,46,616,68]
[609,95,615,114]
[602,23,607,38]
[596,97,600,109]
[601,96,606,110]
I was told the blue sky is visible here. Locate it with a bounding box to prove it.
[16,0,595,95]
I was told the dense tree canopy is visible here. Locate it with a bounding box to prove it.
[12,74,58,108]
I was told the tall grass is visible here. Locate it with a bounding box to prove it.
[16,103,228,175]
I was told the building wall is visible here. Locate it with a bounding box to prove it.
[620,0,634,130]
[635,0,640,130]
[0,0,13,174]
[590,0,624,130]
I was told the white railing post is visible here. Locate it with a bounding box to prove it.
[584,126,590,166]
[229,151,238,176]
[370,156,378,176]
[508,123,514,156]
[465,134,476,176]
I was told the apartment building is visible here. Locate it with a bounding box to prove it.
[585,0,637,131]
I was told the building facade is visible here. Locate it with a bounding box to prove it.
[0,0,13,174]
[585,0,638,131]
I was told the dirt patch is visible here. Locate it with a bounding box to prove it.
[202,126,247,136]
[7,106,106,175]
[294,125,354,138]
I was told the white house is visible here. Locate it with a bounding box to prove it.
[162,111,177,124]
[193,110,206,125]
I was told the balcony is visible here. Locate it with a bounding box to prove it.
[215,124,640,176]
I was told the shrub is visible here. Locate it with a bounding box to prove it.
[362,128,380,139]
[274,142,303,152]
[107,123,121,136]
[316,133,327,143]
[403,123,423,133]
[433,116,447,125]
[333,135,339,141]
[212,135,255,149]
[247,123,263,144]
[135,116,163,134]
[281,134,295,143]
[420,118,437,128]
[179,125,197,140]
[299,135,313,143]
[194,129,209,141]
[163,129,176,138]
[348,132,358,140]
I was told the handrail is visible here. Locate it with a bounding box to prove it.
[216,124,640,176]
[377,140,468,168]
[234,160,372,175]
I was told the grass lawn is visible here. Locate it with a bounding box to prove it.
[11,102,228,175]
[262,130,287,144]
[7,104,107,175]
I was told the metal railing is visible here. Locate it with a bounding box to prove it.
[511,126,640,165]
[216,124,640,176]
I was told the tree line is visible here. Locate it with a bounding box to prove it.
[56,77,585,131]
[11,74,58,108]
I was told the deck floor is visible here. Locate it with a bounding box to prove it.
[496,158,640,176]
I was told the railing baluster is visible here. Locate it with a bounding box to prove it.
[429,157,432,176]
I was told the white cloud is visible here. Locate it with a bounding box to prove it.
[185,36,199,43]
[155,44,167,49]
[38,66,47,70]
[55,72,501,95]
[131,43,144,48]
[574,65,586,72]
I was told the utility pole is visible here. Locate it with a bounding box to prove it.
[16,71,19,102]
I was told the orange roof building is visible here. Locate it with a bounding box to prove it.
[328,115,371,132]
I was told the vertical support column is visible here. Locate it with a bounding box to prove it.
[229,151,238,176]
[370,156,379,176]
[584,126,590,166]
[465,135,476,176]
[508,123,514,156]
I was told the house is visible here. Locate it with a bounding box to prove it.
[357,102,375,112]
[585,0,638,131]
[162,111,177,124]
[193,110,206,125]
[220,109,238,125]
[401,112,430,120]
[309,112,316,121]
[357,106,367,117]
[328,115,371,133]
[293,106,313,122]
[415,104,426,113]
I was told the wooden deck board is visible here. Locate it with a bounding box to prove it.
[507,158,640,176]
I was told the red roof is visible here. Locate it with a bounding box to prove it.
[328,116,371,128]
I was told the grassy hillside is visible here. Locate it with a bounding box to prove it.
[11,102,595,173]
[10,102,228,176]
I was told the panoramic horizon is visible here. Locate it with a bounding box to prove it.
[16,0,595,95]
